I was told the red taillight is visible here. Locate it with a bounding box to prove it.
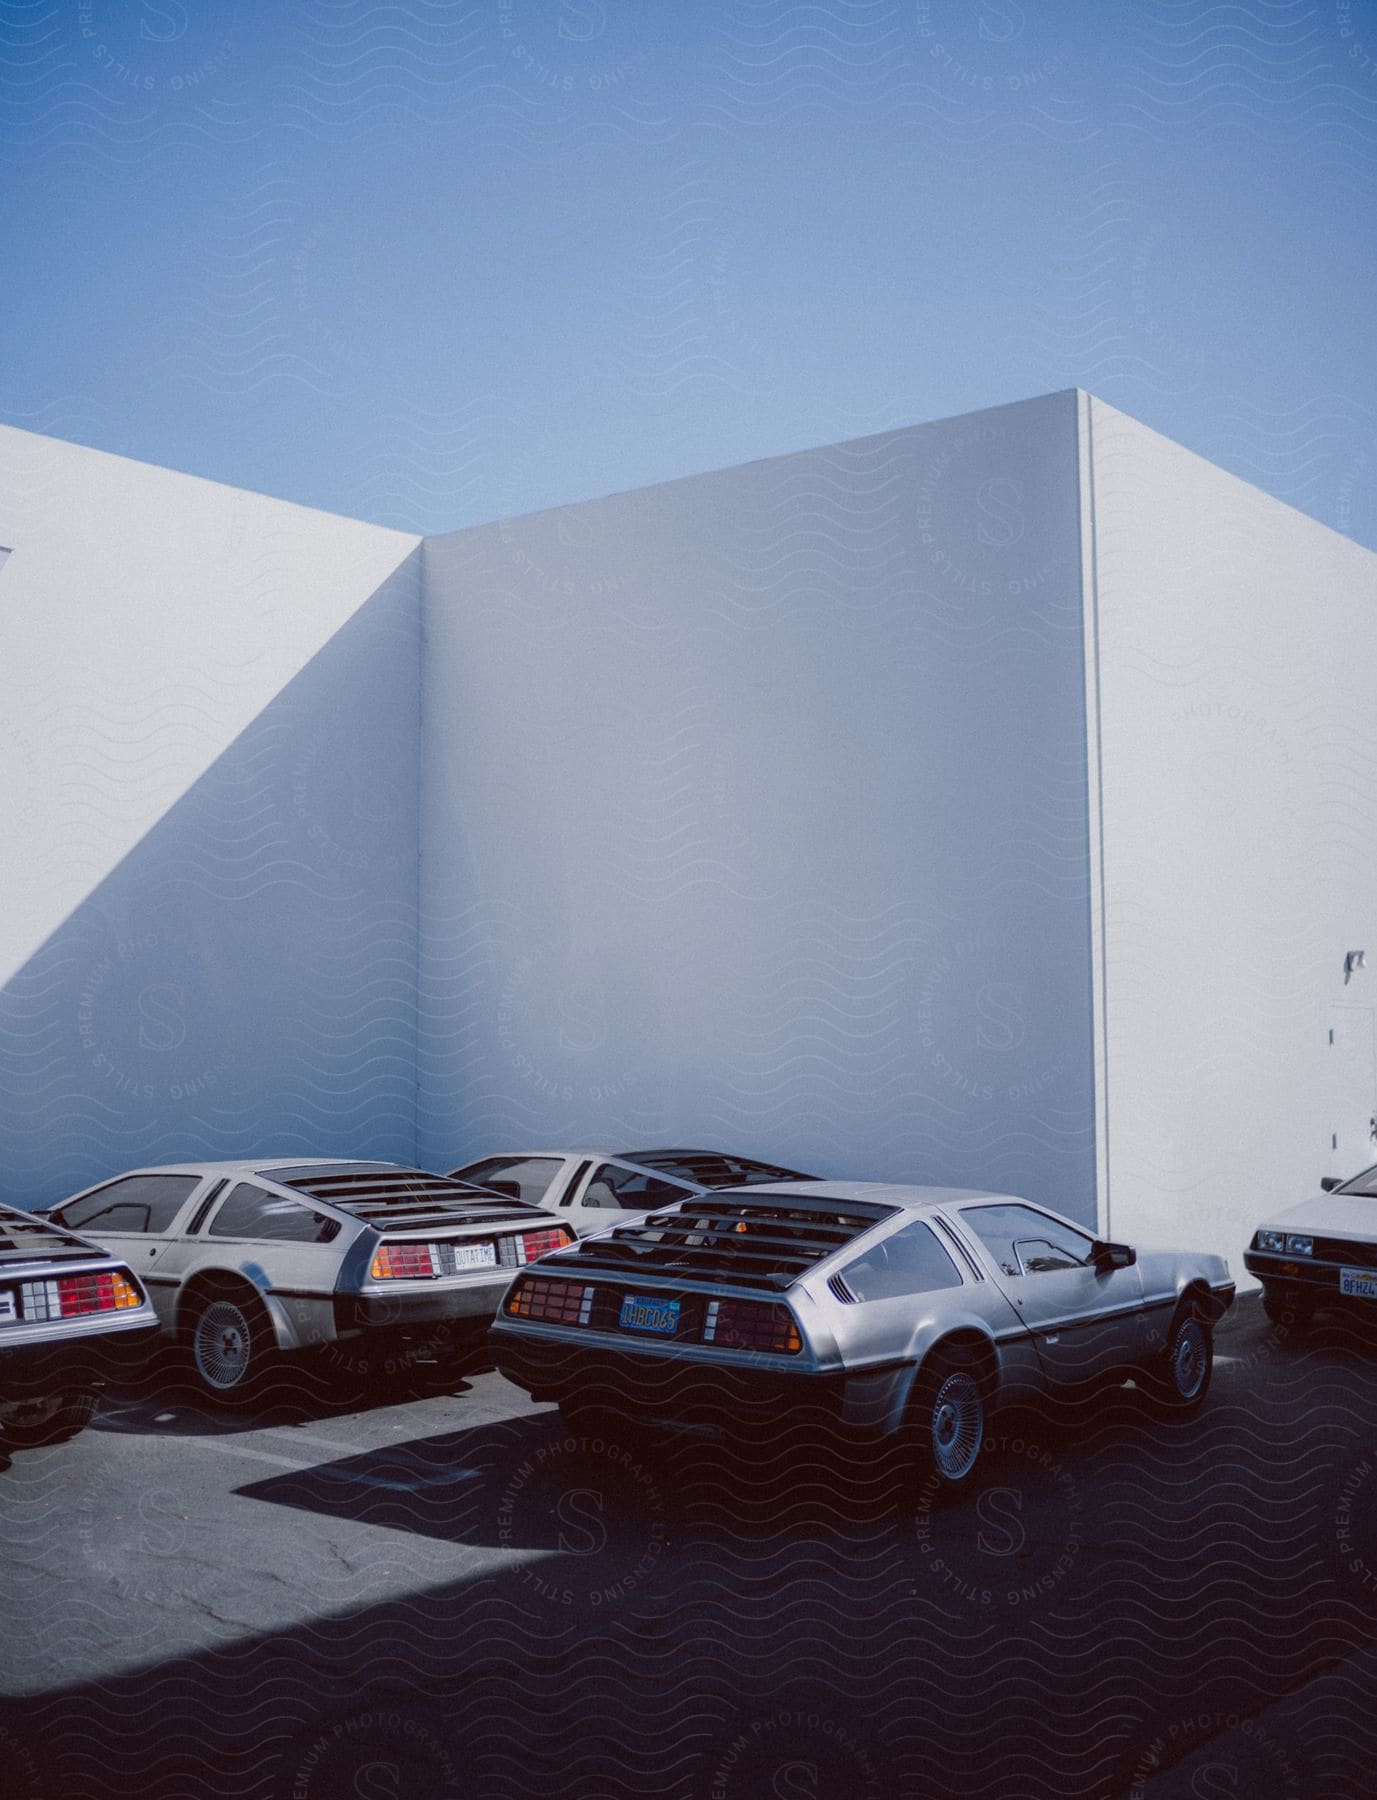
[371,1243,439,1280]
[505,1277,592,1324]
[21,1270,143,1321]
[63,1270,142,1315]
[702,1298,802,1355]
[519,1227,572,1263]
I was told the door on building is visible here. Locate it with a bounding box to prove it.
[1328,1006,1377,1181]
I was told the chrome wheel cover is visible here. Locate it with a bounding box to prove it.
[930,1370,984,1481]
[193,1299,254,1391]
[1171,1316,1208,1400]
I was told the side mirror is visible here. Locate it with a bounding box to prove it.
[1090,1239,1136,1272]
[1320,1177,1342,1193]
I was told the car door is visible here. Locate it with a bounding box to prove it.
[955,1202,1146,1387]
[568,1161,699,1238]
[51,1173,206,1326]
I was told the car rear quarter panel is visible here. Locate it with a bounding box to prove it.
[172,1238,354,1351]
[798,1274,1037,1438]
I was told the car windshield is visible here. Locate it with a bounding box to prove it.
[1336,1164,1377,1196]
[624,1151,817,1188]
[450,1156,565,1205]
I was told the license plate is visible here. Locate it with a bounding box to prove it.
[619,1293,680,1336]
[453,1241,497,1270]
[1340,1267,1377,1300]
[0,1291,14,1324]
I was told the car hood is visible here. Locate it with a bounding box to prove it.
[1258,1194,1377,1240]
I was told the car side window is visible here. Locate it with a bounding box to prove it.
[583,1164,691,1210]
[454,1156,564,1206]
[1014,1237,1087,1274]
[58,1174,200,1235]
[959,1204,1093,1278]
[207,1183,340,1244]
[841,1220,964,1302]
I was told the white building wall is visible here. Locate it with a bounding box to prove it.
[0,429,423,1208]
[419,393,1102,1223]
[12,394,1365,1252]
[1086,396,1377,1271]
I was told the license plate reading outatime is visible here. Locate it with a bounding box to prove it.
[453,1242,497,1270]
[619,1294,680,1336]
[1340,1267,1377,1300]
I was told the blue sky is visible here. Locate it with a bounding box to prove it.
[4,0,1376,546]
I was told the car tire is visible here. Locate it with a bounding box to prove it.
[904,1352,987,1505]
[0,1389,98,1450]
[1144,1300,1214,1412]
[1260,1283,1317,1331]
[185,1288,276,1403]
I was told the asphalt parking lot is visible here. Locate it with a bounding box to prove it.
[3,1293,1376,1800]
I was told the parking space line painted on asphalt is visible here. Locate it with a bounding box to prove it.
[261,1427,389,1458]
[308,1465,484,1494]
[174,1437,316,1471]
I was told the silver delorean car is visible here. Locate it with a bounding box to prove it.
[1244,1160,1377,1327]
[0,1201,159,1448]
[490,1181,1235,1493]
[448,1147,818,1238]
[45,1160,573,1399]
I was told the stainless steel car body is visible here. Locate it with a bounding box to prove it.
[448,1147,818,1238]
[45,1160,573,1356]
[0,1202,159,1430]
[1244,1165,1377,1314]
[490,1180,1235,1437]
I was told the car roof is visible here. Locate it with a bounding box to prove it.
[534,1181,1026,1294]
[450,1149,814,1180]
[63,1160,559,1233]
[74,1159,413,1179]
[721,1179,1020,1210]
[452,1150,601,1165]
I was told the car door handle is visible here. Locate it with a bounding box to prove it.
[1043,1334,1060,1344]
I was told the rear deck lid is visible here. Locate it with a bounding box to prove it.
[265,1164,552,1231]
[549,1191,899,1293]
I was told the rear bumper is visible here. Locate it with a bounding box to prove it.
[334,1274,514,1337]
[489,1326,849,1429]
[0,1318,161,1400]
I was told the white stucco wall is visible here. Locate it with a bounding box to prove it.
[12,393,1366,1254]
[419,393,1101,1223]
[1086,396,1377,1273]
[0,429,422,1207]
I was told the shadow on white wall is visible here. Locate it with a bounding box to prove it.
[0,554,422,1209]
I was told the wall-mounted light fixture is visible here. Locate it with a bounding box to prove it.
[1345,950,1367,984]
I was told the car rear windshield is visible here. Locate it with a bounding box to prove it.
[565,1192,897,1291]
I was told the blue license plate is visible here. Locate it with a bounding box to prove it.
[619,1293,680,1336]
